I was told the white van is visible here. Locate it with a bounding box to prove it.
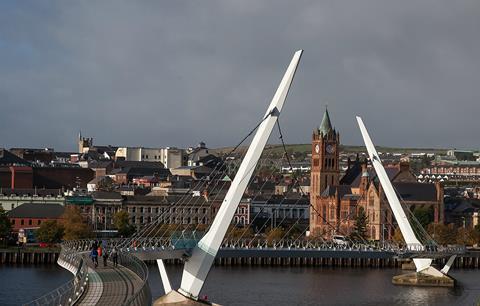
[332,235,348,246]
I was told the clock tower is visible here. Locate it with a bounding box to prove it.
[310,107,340,197]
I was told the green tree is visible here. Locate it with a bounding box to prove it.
[266,227,284,244]
[96,176,115,192]
[392,227,405,244]
[427,223,457,245]
[351,206,368,241]
[35,220,64,243]
[226,225,253,240]
[0,207,12,246]
[61,206,91,240]
[412,206,434,228]
[113,210,136,237]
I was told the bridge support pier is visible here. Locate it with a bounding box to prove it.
[153,290,221,306]
[392,267,455,287]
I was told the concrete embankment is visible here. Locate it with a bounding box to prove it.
[0,248,60,264]
[153,250,480,269]
[1,249,480,269]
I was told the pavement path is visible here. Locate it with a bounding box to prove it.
[77,255,144,306]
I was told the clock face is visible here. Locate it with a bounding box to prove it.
[315,144,320,153]
[326,144,335,154]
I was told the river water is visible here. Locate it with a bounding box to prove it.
[1,264,479,305]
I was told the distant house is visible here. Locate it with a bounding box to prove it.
[115,147,184,168]
[170,165,212,180]
[8,203,65,233]
[0,188,65,212]
[109,161,170,184]
[187,142,212,167]
[87,176,114,192]
[0,149,31,167]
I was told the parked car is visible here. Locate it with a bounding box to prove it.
[332,235,349,246]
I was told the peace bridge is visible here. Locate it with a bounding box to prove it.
[24,50,467,305]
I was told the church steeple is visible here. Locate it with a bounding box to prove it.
[319,106,333,135]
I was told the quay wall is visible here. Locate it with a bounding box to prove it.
[1,249,480,269]
[0,249,60,264]
[158,252,480,269]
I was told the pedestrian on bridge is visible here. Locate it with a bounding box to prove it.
[102,249,109,267]
[90,248,98,268]
[111,247,118,267]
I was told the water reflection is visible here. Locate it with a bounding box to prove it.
[149,266,480,306]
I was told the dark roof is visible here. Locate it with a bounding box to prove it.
[54,152,76,158]
[195,154,221,166]
[340,161,362,185]
[124,195,209,206]
[8,203,64,219]
[393,182,437,202]
[125,167,171,178]
[0,149,31,166]
[92,191,123,200]
[321,185,352,198]
[88,160,113,168]
[115,160,165,169]
[350,166,399,188]
[0,188,63,197]
[319,107,333,135]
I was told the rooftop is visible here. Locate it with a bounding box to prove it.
[8,203,65,219]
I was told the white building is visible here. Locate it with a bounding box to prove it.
[115,147,184,169]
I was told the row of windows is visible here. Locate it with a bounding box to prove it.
[141,154,164,160]
[11,219,42,226]
[128,207,208,214]
[324,158,335,169]
[233,216,247,225]
[131,216,209,225]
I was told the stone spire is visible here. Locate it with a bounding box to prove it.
[319,106,333,135]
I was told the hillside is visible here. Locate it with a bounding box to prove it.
[211,144,448,156]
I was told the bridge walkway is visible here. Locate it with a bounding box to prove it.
[77,255,144,306]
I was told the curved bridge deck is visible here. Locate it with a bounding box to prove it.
[78,256,144,306]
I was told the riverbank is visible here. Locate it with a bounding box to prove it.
[0,247,60,264]
[2,248,480,269]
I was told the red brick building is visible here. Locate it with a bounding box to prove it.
[8,203,65,233]
[309,109,444,240]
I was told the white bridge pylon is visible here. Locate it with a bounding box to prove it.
[356,116,447,277]
[178,50,303,299]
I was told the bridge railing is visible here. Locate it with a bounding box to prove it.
[219,238,402,252]
[62,239,152,306]
[117,252,152,306]
[56,237,466,260]
[397,243,467,257]
[24,239,152,306]
[23,245,89,306]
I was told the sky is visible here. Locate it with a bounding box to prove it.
[1,1,480,152]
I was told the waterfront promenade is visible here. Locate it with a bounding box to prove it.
[77,255,144,306]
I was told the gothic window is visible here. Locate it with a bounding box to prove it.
[322,206,327,224]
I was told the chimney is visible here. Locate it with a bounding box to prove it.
[435,181,444,223]
[399,158,410,173]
